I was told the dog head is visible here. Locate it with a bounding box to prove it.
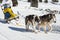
[48,14,56,23]
[35,16,40,23]
[52,14,56,23]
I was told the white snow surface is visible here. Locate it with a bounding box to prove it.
[0,0,60,40]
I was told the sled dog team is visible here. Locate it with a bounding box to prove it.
[25,11,56,33]
[1,4,57,33]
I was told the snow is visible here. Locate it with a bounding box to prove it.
[0,22,60,40]
[0,6,4,19]
[0,0,60,40]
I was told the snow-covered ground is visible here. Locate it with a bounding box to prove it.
[0,1,60,40]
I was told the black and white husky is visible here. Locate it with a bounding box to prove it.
[25,15,40,33]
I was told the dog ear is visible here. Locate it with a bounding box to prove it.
[53,14,56,18]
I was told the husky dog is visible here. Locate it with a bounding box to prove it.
[38,13,56,33]
[25,15,40,33]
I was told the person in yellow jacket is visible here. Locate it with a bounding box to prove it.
[3,4,19,21]
[1,4,23,26]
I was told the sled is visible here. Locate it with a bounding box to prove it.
[0,4,23,26]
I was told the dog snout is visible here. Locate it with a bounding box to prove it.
[54,21,56,23]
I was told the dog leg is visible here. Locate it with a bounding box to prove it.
[32,21,37,33]
[32,25,36,32]
[48,24,52,32]
[31,24,36,32]
[44,25,47,34]
[33,27,38,34]
[26,23,29,31]
[38,24,41,32]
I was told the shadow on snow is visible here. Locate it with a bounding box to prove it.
[9,27,33,32]
[0,18,7,24]
[51,25,60,34]
[9,25,60,34]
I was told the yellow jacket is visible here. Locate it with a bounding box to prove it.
[3,8,18,19]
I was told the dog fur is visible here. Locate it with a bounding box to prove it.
[38,13,56,33]
[25,15,40,33]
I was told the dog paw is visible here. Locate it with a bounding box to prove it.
[34,31,38,34]
[32,30,38,34]
[32,30,35,32]
[38,30,40,32]
[45,32,48,34]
